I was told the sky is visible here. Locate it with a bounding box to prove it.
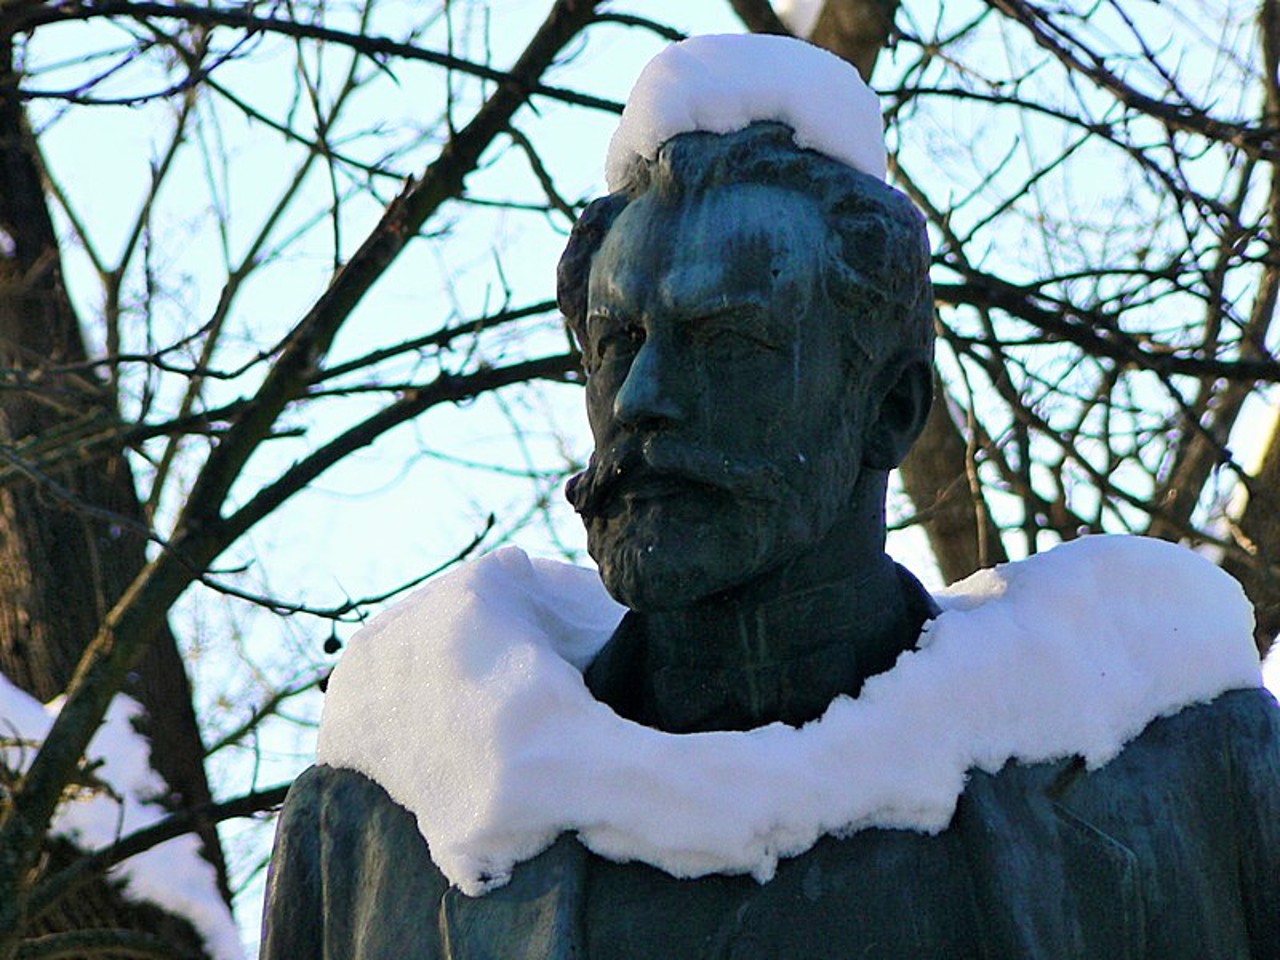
[9,1,1280,954]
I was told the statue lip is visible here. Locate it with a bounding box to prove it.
[618,472,691,502]
[572,441,751,519]
[568,454,704,519]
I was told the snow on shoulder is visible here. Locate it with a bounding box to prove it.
[316,536,1262,897]
[604,34,886,192]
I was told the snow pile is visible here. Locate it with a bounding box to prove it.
[0,678,243,960]
[605,34,886,191]
[774,0,824,38]
[317,536,1262,896]
[1265,642,1280,696]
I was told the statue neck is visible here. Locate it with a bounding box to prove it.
[586,473,935,732]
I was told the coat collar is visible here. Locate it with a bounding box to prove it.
[317,536,1259,898]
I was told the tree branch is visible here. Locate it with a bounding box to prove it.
[0,3,603,950]
[13,0,624,114]
[222,353,578,545]
[935,278,1280,384]
[727,0,789,36]
[15,929,191,960]
[25,785,290,927]
[989,0,1280,159]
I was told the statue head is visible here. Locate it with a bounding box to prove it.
[558,122,933,613]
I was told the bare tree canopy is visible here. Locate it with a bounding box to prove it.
[0,1,1276,955]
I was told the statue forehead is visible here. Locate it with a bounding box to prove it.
[588,183,829,312]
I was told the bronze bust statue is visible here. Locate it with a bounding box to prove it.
[260,41,1280,960]
[559,120,936,735]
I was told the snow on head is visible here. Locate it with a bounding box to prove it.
[605,34,886,192]
[317,535,1262,896]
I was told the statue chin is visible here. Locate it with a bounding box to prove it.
[586,470,856,613]
[588,506,802,614]
[596,545,714,613]
[589,512,760,612]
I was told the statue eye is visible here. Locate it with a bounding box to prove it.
[585,313,645,372]
[694,315,780,359]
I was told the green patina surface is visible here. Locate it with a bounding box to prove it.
[260,125,1280,960]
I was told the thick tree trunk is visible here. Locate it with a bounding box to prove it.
[809,0,899,80]
[899,372,1009,582]
[0,34,228,952]
[1221,415,1280,659]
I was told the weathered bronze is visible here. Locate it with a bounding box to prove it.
[562,123,935,732]
[260,123,1280,959]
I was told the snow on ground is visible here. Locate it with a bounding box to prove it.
[318,535,1263,896]
[773,0,823,38]
[605,34,886,191]
[0,676,243,960]
[1265,642,1280,696]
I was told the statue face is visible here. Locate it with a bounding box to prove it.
[568,182,871,611]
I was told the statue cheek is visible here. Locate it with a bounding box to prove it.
[585,368,626,432]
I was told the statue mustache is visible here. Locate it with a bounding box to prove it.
[566,439,784,520]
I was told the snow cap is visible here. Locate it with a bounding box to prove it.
[605,34,887,192]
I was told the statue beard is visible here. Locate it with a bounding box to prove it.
[566,424,858,611]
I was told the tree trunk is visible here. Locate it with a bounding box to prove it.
[0,33,228,954]
[809,0,899,80]
[1221,414,1280,659]
[899,372,1009,582]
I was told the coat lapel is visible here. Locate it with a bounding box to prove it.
[956,759,1144,960]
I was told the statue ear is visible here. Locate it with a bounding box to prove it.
[862,354,933,470]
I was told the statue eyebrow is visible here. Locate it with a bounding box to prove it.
[675,296,771,331]
[675,299,783,350]
[664,288,767,318]
[586,271,646,321]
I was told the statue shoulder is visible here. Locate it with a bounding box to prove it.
[1125,686,1280,776]
[1213,686,1280,790]
[281,762,439,844]
[1219,683,1280,732]
[264,765,589,960]
[1210,687,1280,957]
[260,764,452,959]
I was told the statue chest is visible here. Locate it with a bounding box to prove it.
[583,827,983,960]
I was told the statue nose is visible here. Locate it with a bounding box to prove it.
[613,339,686,428]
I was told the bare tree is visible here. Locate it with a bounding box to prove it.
[1,0,1278,956]
[754,1,1280,657]
[0,1,622,954]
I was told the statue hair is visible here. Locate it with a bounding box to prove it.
[557,122,935,368]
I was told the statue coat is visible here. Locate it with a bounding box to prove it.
[260,685,1280,959]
